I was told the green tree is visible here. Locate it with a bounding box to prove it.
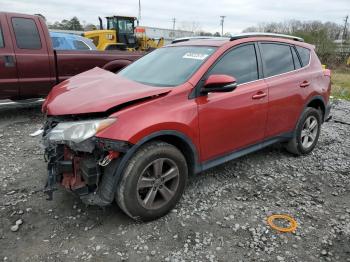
[48,17,83,31]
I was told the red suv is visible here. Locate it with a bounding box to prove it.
[40,33,331,221]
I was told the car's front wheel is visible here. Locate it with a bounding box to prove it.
[285,107,322,155]
[116,141,188,221]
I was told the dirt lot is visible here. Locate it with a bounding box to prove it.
[0,100,349,262]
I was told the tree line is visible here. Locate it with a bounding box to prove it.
[242,19,350,65]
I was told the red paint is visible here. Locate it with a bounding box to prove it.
[61,147,86,190]
[204,74,236,87]
[0,12,144,100]
[44,36,331,165]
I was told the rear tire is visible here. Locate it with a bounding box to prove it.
[285,107,322,155]
[116,141,188,221]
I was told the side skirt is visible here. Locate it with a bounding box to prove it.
[200,132,293,172]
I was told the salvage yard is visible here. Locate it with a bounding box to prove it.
[0,99,349,262]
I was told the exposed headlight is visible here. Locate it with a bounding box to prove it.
[48,118,116,143]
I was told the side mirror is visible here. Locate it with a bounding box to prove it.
[201,74,237,94]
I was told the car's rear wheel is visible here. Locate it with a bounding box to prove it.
[285,107,322,155]
[116,141,187,221]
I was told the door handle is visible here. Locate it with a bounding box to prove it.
[252,92,267,99]
[2,55,16,67]
[300,81,310,88]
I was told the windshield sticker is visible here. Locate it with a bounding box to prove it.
[183,52,209,60]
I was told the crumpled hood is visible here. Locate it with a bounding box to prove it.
[43,67,172,115]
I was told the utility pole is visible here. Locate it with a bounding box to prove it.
[172,17,176,37]
[342,15,348,40]
[137,0,141,26]
[220,16,226,36]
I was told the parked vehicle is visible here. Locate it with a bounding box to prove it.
[84,15,164,51]
[40,33,331,221]
[0,12,144,100]
[50,32,97,51]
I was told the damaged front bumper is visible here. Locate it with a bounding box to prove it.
[41,123,131,206]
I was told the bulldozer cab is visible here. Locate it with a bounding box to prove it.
[106,16,137,49]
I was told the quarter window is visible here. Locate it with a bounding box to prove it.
[0,25,4,48]
[209,44,258,84]
[296,46,310,67]
[261,43,294,77]
[12,17,42,49]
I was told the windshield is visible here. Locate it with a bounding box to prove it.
[119,46,216,86]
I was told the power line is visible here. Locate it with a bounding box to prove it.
[220,16,226,36]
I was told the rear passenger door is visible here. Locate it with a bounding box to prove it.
[260,42,309,138]
[0,15,19,99]
[6,14,54,98]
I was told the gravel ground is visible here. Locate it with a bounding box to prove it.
[0,100,349,262]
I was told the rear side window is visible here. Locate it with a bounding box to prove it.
[296,46,310,67]
[0,25,4,48]
[73,40,90,50]
[12,17,42,49]
[291,47,302,69]
[261,43,294,77]
[209,44,258,84]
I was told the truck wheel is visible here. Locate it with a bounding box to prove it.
[116,141,188,221]
[285,107,322,155]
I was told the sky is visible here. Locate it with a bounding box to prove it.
[1,0,349,33]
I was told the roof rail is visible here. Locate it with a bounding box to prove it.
[171,36,229,44]
[230,33,304,42]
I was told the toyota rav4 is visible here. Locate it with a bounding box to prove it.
[40,33,331,221]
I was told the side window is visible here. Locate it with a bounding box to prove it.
[0,24,4,48]
[291,47,302,69]
[261,43,294,77]
[12,17,42,49]
[72,40,90,50]
[296,46,310,67]
[209,44,258,84]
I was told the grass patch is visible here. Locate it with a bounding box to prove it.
[331,67,350,100]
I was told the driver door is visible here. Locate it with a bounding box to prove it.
[196,43,268,162]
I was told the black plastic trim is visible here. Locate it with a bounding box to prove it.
[201,132,293,171]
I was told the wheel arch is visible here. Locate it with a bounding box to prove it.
[305,95,326,121]
[113,130,201,189]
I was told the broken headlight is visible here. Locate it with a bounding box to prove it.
[47,118,116,144]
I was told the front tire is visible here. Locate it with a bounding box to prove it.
[285,107,322,155]
[116,141,188,221]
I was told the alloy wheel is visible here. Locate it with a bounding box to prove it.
[137,158,180,210]
[300,115,318,149]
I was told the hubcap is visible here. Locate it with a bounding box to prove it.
[137,158,179,210]
[301,116,318,149]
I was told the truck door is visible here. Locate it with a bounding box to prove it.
[0,15,19,99]
[6,14,54,99]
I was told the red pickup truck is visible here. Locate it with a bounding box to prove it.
[0,12,144,100]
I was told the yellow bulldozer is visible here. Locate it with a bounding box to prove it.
[84,15,164,51]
